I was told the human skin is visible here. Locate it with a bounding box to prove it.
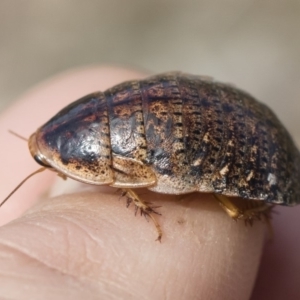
[0,66,299,300]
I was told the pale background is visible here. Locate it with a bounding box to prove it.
[0,0,299,142]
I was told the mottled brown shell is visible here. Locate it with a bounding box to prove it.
[31,72,300,206]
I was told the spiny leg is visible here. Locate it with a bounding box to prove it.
[121,188,162,242]
[213,193,273,229]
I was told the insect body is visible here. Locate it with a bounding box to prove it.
[5,72,300,240]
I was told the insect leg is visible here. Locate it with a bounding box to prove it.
[121,188,162,242]
[213,193,273,227]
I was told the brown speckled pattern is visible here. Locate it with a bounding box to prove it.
[35,72,300,205]
[106,73,300,205]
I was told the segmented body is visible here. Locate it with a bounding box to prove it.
[34,72,300,206]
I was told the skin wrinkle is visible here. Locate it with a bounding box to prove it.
[10,222,63,256]
[53,215,134,278]
[17,218,60,235]
[0,222,62,255]
[22,196,171,297]
[0,216,104,283]
[11,215,86,261]
[174,245,196,297]
[0,246,67,285]
[0,249,40,280]
[1,273,99,300]
[151,258,169,297]
[41,215,105,278]
[0,269,38,282]
[27,197,126,245]
[0,242,79,281]
[100,248,163,300]
[98,265,139,298]
[112,244,161,299]
[53,213,104,248]
[96,278,137,300]
[0,220,141,300]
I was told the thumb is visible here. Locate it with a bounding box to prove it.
[0,176,266,300]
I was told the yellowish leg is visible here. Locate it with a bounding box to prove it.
[213,193,273,228]
[121,188,162,242]
[57,173,68,180]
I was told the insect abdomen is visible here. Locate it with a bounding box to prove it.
[106,73,300,205]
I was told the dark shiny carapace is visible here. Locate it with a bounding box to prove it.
[29,72,300,206]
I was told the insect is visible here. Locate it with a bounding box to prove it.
[2,72,300,241]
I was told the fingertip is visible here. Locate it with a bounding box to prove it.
[0,190,266,299]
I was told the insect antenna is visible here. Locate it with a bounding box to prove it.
[8,130,28,142]
[0,167,46,208]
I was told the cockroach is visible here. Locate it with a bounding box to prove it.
[2,72,300,241]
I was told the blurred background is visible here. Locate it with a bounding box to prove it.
[0,2,299,299]
[0,0,299,144]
